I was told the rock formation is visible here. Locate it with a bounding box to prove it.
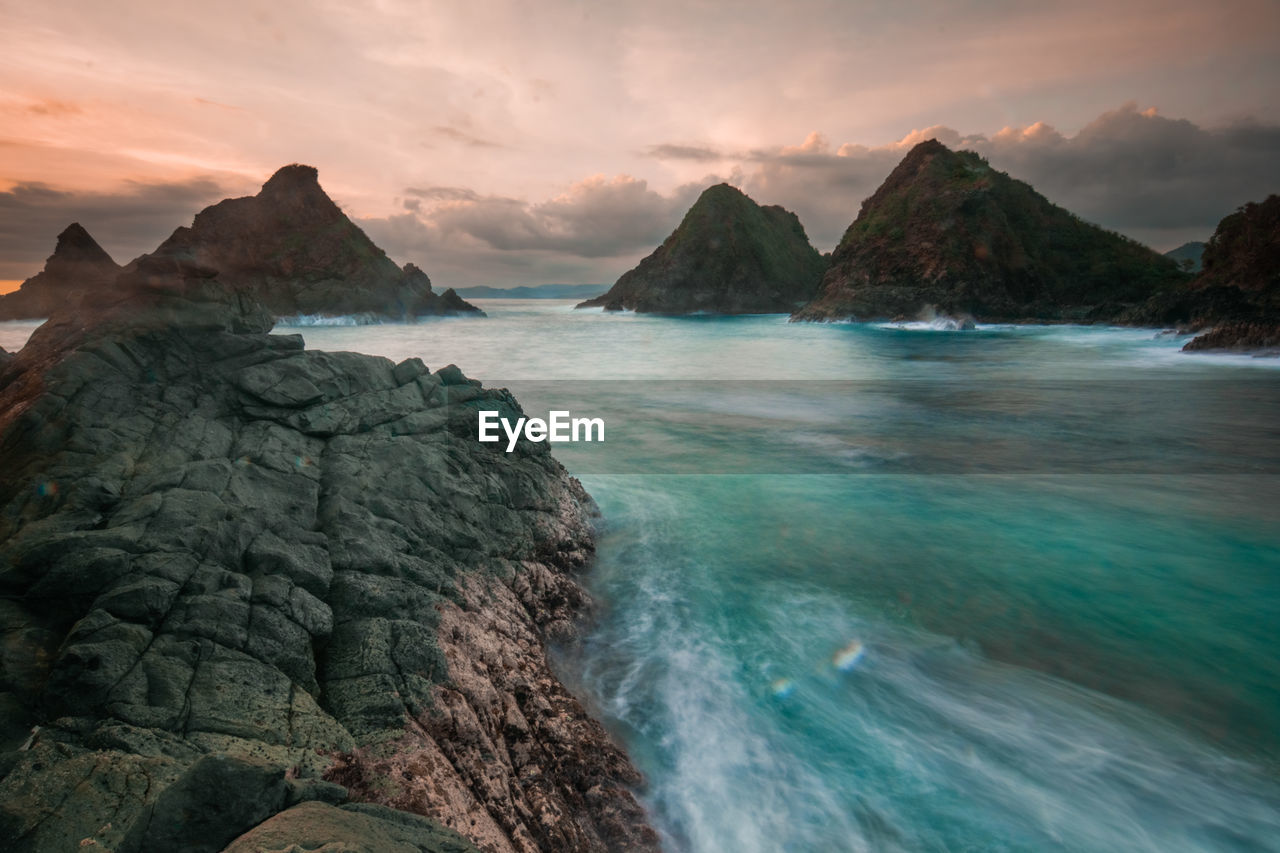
[0,223,121,320]
[0,260,655,852]
[133,164,482,320]
[791,140,1188,323]
[1173,196,1280,352]
[577,183,825,314]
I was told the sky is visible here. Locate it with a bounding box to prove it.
[2,0,1279,291]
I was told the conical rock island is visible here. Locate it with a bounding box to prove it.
[578,183,825,314]
[0,223,122,320]
[792,140,1187,323]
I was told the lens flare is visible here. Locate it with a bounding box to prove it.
[833,640,865,672]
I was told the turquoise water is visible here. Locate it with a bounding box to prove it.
[279,301,1280,852]
[11,302,1280,850]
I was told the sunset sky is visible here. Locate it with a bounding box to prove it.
[3,0,1279,291]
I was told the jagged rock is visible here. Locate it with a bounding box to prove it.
[792,139,1188,323]
[577,183,825,314]
[1182,321,1280,353]
[1176,195,1280,352]
[0,269,655,851]
[0,223,121,320]
[131,165,483,320]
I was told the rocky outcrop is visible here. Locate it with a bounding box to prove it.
[792,140,1188,323]
[133,164,483,320]
[1175,195,1280,352]
[0,261,655,852]
[577,183,825,314]
[0,223,121,320]
[1181,321,1280,353]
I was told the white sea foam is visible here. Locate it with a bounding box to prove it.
[274,313,383,326]
[571,478,1280,853]
[875,317,975,332]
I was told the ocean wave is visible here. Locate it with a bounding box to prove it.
[875,317,977,332]
[273,313,385,326]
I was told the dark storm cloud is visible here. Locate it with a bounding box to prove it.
[0,177,246,279]
[736,105,1280,251]
[375,175,710,259]
[360,175,719,287]
[979,105,1280,239]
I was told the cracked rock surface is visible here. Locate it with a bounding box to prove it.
[0,261,657,852]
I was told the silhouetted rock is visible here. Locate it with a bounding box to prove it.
[133,164,483,320]
[577,183,826,314]
[0,223,121,320]
[792,140,1188,323]
[0,271,655,852]
[1177,196,1280,351]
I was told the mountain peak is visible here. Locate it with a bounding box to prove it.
[136,165,481,319]
[793,141,1184,322]
[51,222,116,266]
[0,223,121,319]
[262,163,320,191]
[903,137,951,159]
[257,164,330,208]
[577,181,825,314]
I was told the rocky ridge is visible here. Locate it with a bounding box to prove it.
[0,224,122,321]
[577,183,825,314]
[791,139,1189,323]
[131,164,482,320]
[0,260,655,852]
[1173,195,1280,352]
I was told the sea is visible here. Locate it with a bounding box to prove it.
[3,300,1279,852]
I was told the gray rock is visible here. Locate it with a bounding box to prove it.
[117,753,288,853]
[223,800,481,853]
[0,270,655,852]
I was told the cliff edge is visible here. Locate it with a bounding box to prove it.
[0,261,655,852]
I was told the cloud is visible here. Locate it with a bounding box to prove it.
[430,126,505,149]
[360,174,716,287]
[976,103,1280,244]
[645,144,726,162]
[0,176,251,279]
[397,173,708,257]
[368,102,1280,288]
[726,103,1280,251]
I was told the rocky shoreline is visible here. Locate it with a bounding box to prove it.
[0,260,657,852]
